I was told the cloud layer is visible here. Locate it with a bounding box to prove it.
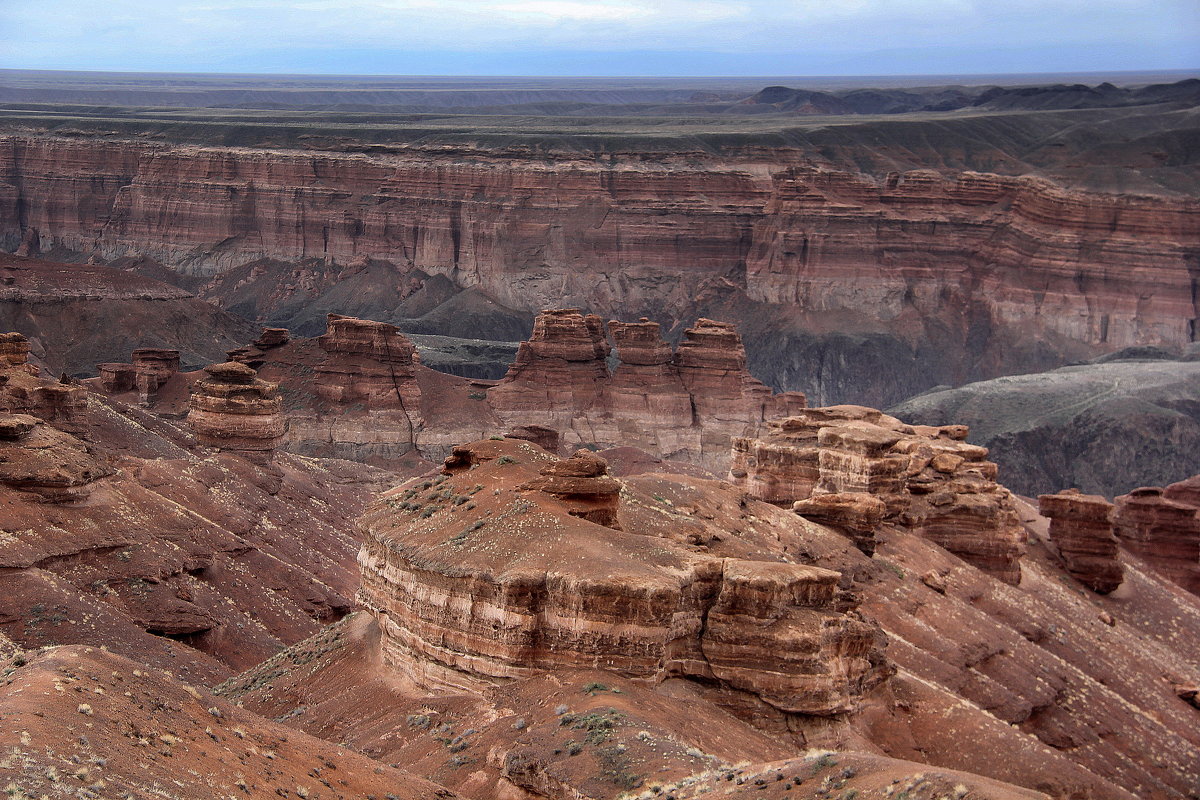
[2,0,1197,74]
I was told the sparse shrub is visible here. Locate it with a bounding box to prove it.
[512,718,527,730]
[468,392,486,400]
[582,682,609,695]
[406,714,431,729]
[496,455,516,465]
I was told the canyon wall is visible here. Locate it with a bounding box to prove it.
[3,135,1198,404]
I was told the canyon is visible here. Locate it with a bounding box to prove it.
[1,73,1199,800]
[2,315,1200,798]
[3,121,1199,406]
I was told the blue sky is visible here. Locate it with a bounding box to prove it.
[2,0,1197,76]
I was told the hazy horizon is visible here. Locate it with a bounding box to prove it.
[3,1,1197,77]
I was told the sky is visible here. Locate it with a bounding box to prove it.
[1,0,1197,76]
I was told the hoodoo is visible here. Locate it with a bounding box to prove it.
[1114,481,1200,595]
[315,314,422,414]
[489,309,804,470]
[188,361,287,456]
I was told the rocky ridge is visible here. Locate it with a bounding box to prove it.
[358,438,889,728]
[223,429,1200,800]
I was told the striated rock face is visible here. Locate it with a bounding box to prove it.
[489,309,804,471]
[792,492,885,556]
[188,361,286,455]
[1114,483,1200,595]
[131,347,180,403]
[732,406,1026,584]
[488,308,611,419]
[1038,490,1123,594]
[315,314,422,413]
[5,136,1199,404]
[0,331,31,365]
[358,439,888,726]
[519,449,622,528]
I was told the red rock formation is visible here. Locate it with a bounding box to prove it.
[0,334,88,433]
[732,407,1026,584]
[1,372,393,677]
[0,412,112,502]
[5,136,1198,404]
[315,314,421,413]
[96,361,137,392]
[792,492,885,555]
[518,449,623,528]
[0,331,31,365]
[228,327,290,367]
[487,308,611,429]
[131,347,179,403]
[358,439,888,726]
[1038,489,1123,594]
[1114,484,1200,595]
[188,361,286,455]
[489,310,803,469]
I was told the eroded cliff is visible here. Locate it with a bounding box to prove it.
[4,135,1198,404]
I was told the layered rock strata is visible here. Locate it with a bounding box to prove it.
[5,135,1200,403]
[489,309,804,471]
[1037,490,1123,593]
[1114,481,1200,595]
[315,314,422,414]
[358,438,888,725]
[228,327,291,367]
[0,331,31,365]
[732,407,1026,584]
[188,361,286,455]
